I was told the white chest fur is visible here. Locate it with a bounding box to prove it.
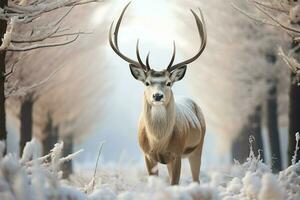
[144,104,175,150]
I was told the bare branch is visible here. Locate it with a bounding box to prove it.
[4,62,17,78]
[252,0,289,13]
[28,0,48,6]
[12,29,91,43]
[1,0,101,23]
[0,18,15,51]
[11,6,75,43]
[11,26,60,43]
[7,34,79,51]
[5,65,64,98]
[231,3,277,26]
[54,5,75,27]
[50,30,93,38]
[278,47,300,73]
[254,3,300,35]
[59,149,84,164]
[294,36,300,42]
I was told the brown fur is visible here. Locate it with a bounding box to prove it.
[138,95,205,185]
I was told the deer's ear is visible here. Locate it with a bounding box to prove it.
[129,64,146,82]
[170,65,187,82]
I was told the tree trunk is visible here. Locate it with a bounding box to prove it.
[266,79,282,172]
[232,123,252,163]
[19,95,34,156]
[61,134,73,179]
[288,72,300,165]
[42,113,58,155]
[0,0,8,146]
[232,105,265,162]
[251,106,264,159]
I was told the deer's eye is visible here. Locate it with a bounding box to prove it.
[145,82,150,86]
[166,82,172,86]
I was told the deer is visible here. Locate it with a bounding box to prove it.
[109,3,207,185]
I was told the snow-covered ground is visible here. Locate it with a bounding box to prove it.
[1,137,300,200]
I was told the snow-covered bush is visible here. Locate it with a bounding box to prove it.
[0,139,86,200]
[1,137,300,200]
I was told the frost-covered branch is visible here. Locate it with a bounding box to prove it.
[0,18,15,51]
[252,0,289,13]
[3,61,17,78]
[5,65,64,97]
[2,0,101,23]
[278,47,300,73]
[10,6,74,43]
[236,0,300,81]
[0,0,99,52]
[59,149,84,166]
[291,132,300,165]
[253,3,300,35]
[7,34,79,51]
[231,3,276,26]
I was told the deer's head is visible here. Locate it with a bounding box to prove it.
[109,3,207,106]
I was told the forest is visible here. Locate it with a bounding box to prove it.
[0,0,300,199]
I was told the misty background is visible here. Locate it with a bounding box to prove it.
[3,0,292,172]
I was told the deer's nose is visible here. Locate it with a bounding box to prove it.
[153,93,164,101]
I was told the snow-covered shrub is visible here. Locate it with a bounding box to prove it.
[0,139,86,200]
[278,161,300,200]
[259,173,283,200]
[1,137,300,200]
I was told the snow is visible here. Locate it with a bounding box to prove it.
[1,138,300,200]
[291,132,300,165]
[20,138,42,164]
[289,4,300,24]
[0,18,14,51]
[258,173,283,200]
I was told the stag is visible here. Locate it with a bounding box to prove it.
[109,3,207,185]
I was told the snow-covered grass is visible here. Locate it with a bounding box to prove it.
[1,136,300,200]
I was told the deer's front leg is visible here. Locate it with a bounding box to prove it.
[167,157,181,185]
[145,155,158,176]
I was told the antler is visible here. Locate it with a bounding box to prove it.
[110,3,206,73]
[109,2,150,72]
[167,8,207,72]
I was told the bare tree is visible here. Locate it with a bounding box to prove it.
[237,0,300,165]
[0,0,99,153]
[61,134,73,179]
[265,52,282,172]
[19,92,34,156]
[233,105,265,162]
[173,0,277,161]
[8,60,63,155]
[42,111,58,156]
[0,0,9,149]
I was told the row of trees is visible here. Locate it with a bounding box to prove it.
[174,0,295,172]
[0,0,101,178]
[234,0,300,170]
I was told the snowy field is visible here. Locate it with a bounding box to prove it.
[0,138,300,200]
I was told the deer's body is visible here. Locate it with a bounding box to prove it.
[138,88,206,184]
[139,96,205,160]
[109,2,207,185]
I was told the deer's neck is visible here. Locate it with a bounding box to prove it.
[143,94,176,141]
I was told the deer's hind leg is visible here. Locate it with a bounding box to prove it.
[188,138,204,183]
